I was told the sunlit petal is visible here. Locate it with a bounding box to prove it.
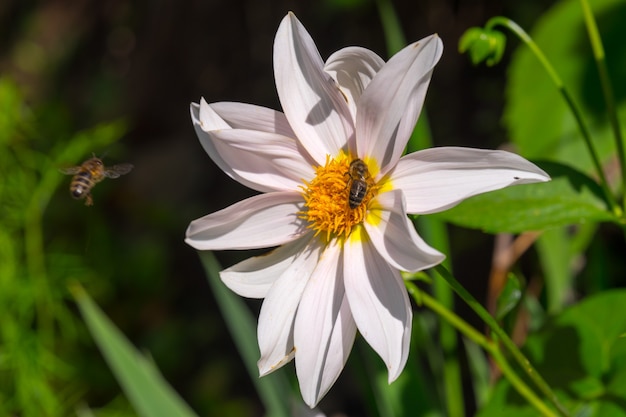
[294,241,357,407]
[391,147,550,214]
[192,99,273,192]
[344,236,412,381]
[206,129,315,192]
[357,35,443,173]
[209,101,296,137]
[257,237,323,376]
[190,99,240,183]
[365,190,445,272]
[274,12,355,163]
[221,236,314,299]
[185,192,306,250]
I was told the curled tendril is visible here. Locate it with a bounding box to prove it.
[458,27,507,66]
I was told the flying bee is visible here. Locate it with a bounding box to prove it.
[60,156,133,206]
[346,158,371,209]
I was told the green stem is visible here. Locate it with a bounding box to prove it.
[485,16,621,217]
[375,0,407,55]
[579,0,626,211]
[433,265,571,417]
[416,217,464,417]
[405,282,559,417]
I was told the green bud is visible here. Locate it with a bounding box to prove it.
[458,27,507,66]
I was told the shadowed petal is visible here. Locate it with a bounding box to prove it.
[257,237,323,376]
[192,99,275,192]
[294,241,357,407]
[365,190,445,272]
[324,47,385,121]
[185,191,306,250]
[190,100,239,182]
[344,234,412,381]
[221,235,314,299]
[206,128,315,192]
[209,101,297,137]
[274,12,354,164]
[391,147,551,214]
[357,35,443,174]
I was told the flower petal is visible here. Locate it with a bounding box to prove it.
[324,46,385,121]
[344,235,412,381]
[185,191,306,250]
[274,12,355,164]
[206,128,315,192]
[357,35,443,174]
[365,190,445,272]
[192,99,276,192]
[209,101,296,137]
[257,237,323,376]
[191,99,233,180]
[294,240,357,407]
[391,147,551,214]
[221,235,314,298]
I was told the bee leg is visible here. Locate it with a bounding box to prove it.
[85,194,94,206]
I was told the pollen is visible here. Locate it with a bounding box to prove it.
[300,153,378,242]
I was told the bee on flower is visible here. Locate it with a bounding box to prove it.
[186,12,549,407]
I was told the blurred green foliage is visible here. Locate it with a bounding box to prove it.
[0,77,132,416]
[479,290,626,416]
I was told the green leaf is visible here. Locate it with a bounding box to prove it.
[535,218,598,315]
[432,161,617,233]
[479,289,626,416]
[0,78,26,140]
[495,274,523,320]
[71,284,198,417]
[198,252,292,417]
[504,0,626,174]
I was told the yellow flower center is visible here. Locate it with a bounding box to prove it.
[300,153,379,242]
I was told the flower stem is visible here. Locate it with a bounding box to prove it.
[433,265,571,417]
[415,217,464,417]
[578,0,626,211]
[485,16,621,217]
[405,282,559,417]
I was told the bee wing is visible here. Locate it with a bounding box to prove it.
[104,163,134,179]
[59,166,82,175]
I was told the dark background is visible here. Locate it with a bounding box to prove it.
[0,1,558,415]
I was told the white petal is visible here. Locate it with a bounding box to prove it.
[324,46,385,121]
[192,99,275,193]
[391,147,551,214]
[344,236,412,382]
[220,235,314,298]
[365,190,445,272]
[192,97,230,130]
[207,128,315,192]
[210,101,297,137]
[185,192,306,250]
[191,100,236,182]
[274,12,355,164]
[257,237,323,376]
[294,241,357,407]
[357,35,443,174]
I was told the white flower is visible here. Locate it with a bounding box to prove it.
[186,12,549,407]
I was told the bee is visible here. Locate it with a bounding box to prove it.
[346,158,371,209]
[60,156,133,206]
